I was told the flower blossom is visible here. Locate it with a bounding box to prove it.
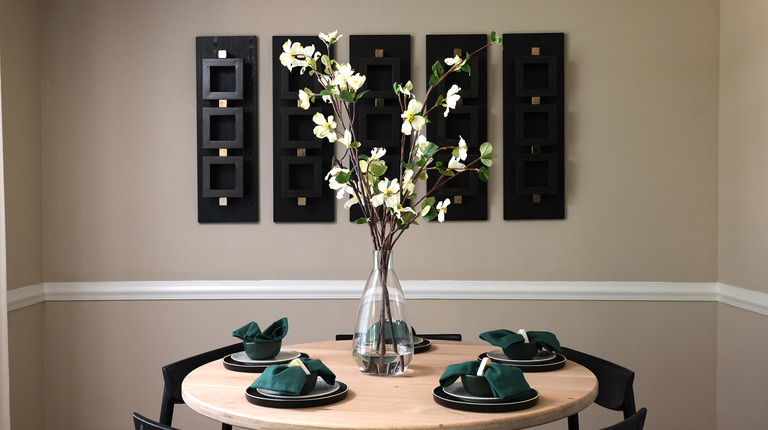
[319,30,342,45]
[298,89,312,110]
[371,179,400,208]
[392,203,416,220]
[401,99,425,135]
[448,156,466,170]
[456,136,468,161]
[348,73,366,91]
[325,166,353,199]
[279,40,316,73]
[337,129,353,148]
[402,169,415,197]
[359,147,386,174]
[443,84,461,117]
[444,55,467,68]
[414,135,430,162]
[436,198,450,222]
[312,112,337,142]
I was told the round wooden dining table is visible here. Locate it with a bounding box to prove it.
[182,340,597,430]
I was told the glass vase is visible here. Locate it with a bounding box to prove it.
[352,250,414,376]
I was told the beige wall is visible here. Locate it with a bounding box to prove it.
[39,0,719,283]
[717,0,768,428]
[43,299,716,430]
[0,0,42,290]
[719,0,768,294]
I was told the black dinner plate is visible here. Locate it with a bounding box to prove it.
[222,352,310,373]
[433,386,539,412]
[245,381,348,408]
[478,352,566,372]
[414,337,431,354]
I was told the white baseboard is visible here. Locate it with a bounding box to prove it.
[6,280,767,316]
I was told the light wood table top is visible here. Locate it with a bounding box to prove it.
[182,340,597,430]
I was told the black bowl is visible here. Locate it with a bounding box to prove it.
[299,371,319,395]
[502,342,540,360]
[460,374,493,397]
[243,340,282,360]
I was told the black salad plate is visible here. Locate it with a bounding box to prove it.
[223,352,310,373]
[433,386,539,412]
[414,337,432,354]
[478,352,566,372]
[245,381,348,408]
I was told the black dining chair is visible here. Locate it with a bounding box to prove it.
[133,412,181,430]
[561,347,637,430]
[160,342,243,430]
[335,333,462,341]
[600,407,647,430]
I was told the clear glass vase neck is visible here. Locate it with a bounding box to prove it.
[372,249,394,270]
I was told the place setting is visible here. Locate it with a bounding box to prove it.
[223,318,312,373]
[477,329,566,372]
[433,356,539,412]
[245,357,348,408]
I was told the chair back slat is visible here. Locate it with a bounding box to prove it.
[600,407,647,430]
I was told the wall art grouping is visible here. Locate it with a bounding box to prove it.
[196,36,258,223]
[196,33,565,223]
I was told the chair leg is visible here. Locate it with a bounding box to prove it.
[567,413,579,430]
[222,423,232,430]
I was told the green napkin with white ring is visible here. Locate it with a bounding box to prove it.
[233,317,288,343]
[439,360,532,400]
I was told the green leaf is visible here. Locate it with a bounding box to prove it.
[405,81,413,91]
[407,193,418,200]
[336,171,351,183]
[435,161,443,168]
[355,90,370,101]
[424,142,439,159]
[481,158,493,167]
[444,169,455,177]
[461,63,471,74]
[358,154,370,162]
[421,197,436,210]
[422,208,437,222]
[355,217,367,224]
[350,141,361,149]
[339,90,355,103]
[478,166,491,182]
[452,149,460,158]
[318,89,333,96]
[369,162,387,177]
[429,73,440,86]
[480,142,493,157]
[321,55,330,67]
[435,94,445,107]
[401,161,415,169]
[431,60,444,77]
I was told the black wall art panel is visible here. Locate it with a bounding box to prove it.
[503,33,565,220]
[273,36,335,222]
[426,34,488,221]
[196,36,258,223]
[349,35,411,221]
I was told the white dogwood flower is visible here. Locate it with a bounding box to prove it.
[444,84,461,117]
[401,99,425,135]
[348,73,366,91]
[371,179,400,208]
[444,55,466,68]
[298,89,312,110]
[448,156,466,170]
[337,129,353,148]
[457,136,468,161]
[436,198,451,222]
[312,112,337,142]
[319,30,342,45]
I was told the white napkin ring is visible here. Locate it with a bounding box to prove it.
[517,329,530,343]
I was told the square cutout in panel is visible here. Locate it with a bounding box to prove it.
[515,153,557,195]
[515,104,557,146]
[281,156,323,198]
[357,105,401,147]
[435,105,479,143]
[202,58,244,100]
[202,156,243,198]
[203,107,243,149]
[281,107,324,149]
[514,56,557,97]
[358,57,400,98]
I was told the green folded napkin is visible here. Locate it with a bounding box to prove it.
[479,329,562,354]
[233,317,288,343]
[439,360,532,400]
[250,358,336,396]
[365,319,410,343]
